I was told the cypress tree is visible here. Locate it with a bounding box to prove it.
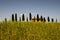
[47,16,50,22]
[26,17,28,22]
[40,16,43,22]
[34,16,35,22]
[51,18,54,22]
[19,17,21,22]
[44,17,46,22]
[56,19,57,23]
[37,14,39,22]
[22,14,25,21]
[5,18,7,22]
[12,14,14,21]
[15,13,17,21]
[29,12,32,21]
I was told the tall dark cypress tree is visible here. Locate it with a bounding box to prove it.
[19,17,21,22]
[5,18,7,22]
[37,14,39,22]
[40,16,43,22]
[34,16,35,22]
[44,17,46,22]
[47,16,50,22]
[51,18,54,22]
[22,14,25,21]
[29,12,32,21]
[15,13,17,21]
[12,14,14,21]
[26,17,28,22]
[56,19,57,23]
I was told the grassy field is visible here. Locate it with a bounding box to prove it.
[0,21,60,40]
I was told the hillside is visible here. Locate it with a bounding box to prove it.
[0,22,60,40]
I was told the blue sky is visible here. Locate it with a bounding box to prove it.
[0,0,60,22]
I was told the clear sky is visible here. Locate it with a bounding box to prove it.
[0,0,60,22]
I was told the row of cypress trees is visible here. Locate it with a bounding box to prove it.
[12,13,17,21]
[29,13,57,22]
[34,14,57,22]
[11,13,57,22]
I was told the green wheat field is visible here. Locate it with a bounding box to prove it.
[0,22,60,40]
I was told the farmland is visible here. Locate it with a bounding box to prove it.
[0,22,60,40]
